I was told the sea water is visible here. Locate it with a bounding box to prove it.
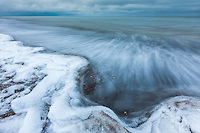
[0,16,200,115]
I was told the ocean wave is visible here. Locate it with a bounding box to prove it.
[1,19,200,115]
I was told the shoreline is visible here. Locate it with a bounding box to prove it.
[0,33,200,132]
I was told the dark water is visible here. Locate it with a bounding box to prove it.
[0,16,200,116]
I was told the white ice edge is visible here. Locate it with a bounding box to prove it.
[0,33,200,133]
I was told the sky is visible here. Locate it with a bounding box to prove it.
[0,0,200,16]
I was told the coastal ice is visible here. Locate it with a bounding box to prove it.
[0,33,200,133]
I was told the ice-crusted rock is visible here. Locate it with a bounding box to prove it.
[0,33,200,133]
[130,96,200,133]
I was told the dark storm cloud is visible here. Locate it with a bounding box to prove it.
[0,0,199,16]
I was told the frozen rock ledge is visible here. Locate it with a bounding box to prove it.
[0,33,200,133]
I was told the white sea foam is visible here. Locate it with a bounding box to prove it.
[0,33,200,133]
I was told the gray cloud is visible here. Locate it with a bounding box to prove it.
[0,0,199,16]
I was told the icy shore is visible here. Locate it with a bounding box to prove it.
[0,33,200,133]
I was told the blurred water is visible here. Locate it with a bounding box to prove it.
[3,16,200,40]
[0,17,200,115]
